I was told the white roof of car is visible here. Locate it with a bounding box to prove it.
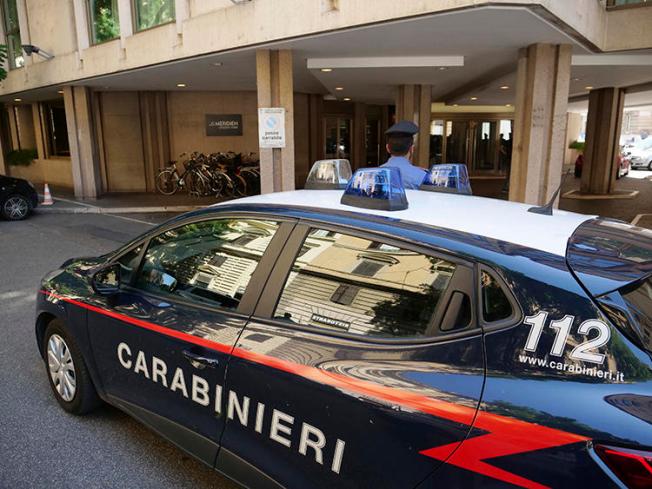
[215,189,594,257]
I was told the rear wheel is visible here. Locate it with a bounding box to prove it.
[44,320,101,415]
[1,194,31,220]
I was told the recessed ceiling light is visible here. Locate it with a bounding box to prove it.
[453,104,459,107]
[500,85,510,90]
[335,87,344,91]
[505,103,512,107]
[470,96,478,101]
[585,86,594,90]
[13,98,22,102]
[176,83,187,88]
[211,62,223,67]
[343,97,351,101]
[439,67,447,71]
[572,77,581,82]
[320,68,333,72]
[57,90,63,94]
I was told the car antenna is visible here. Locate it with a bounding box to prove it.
[527,169,572,216]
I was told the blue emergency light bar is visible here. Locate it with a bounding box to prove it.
[305,159,353,190]
[340,167,408,211]
[420,163,472,195]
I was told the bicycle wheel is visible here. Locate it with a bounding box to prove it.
[213,173,235,199]
[186,170,209,197]
[232,174,247,197]
[155,169,179,195]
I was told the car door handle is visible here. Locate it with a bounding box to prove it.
[182,349,219,370]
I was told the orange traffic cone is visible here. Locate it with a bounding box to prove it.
[42,183,54,205]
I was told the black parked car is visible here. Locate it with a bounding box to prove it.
[0,174,38,220]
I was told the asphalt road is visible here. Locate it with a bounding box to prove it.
[0,211,238,489]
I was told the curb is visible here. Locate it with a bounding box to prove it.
[37,204,206,214]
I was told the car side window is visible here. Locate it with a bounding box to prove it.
[481,270,513,323]
[134,219,279,309]
[273,228,457,338]
[117,245,143,284]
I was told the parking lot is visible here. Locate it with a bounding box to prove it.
[0,212,237,489]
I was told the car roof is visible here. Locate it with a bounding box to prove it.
[213,189,594,257]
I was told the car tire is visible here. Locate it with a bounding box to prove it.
[43,320,102,415]
[1,194,31,220]
[648,161,652,171]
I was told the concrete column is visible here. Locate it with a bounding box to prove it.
[72,0,90,56]
[0,135,6,175]
[580,87,625,195]
[139,91,171,192]
[395,84,431,168]
[117,0,134,50]
[509,43,572,205]
[256,49,295,194]
[175,0,189,35]
[16,0,31,66]
[353,102,366,169]
[63,86,102,198]
[31,103,46,159]
[416,85,431,168]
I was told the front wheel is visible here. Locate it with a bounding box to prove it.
[1,194,31,220]
[44,320,101,415]
[156,169,179,195]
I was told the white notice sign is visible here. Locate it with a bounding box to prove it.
[258,108,286,148]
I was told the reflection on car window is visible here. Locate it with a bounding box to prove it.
[135,219,278,309]
[481,270,513,322]
[274,228,456,338]
[118,245,143,284]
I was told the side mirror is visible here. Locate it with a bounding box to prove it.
[91,263,121,295]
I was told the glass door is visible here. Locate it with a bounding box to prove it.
[324,117,352,160]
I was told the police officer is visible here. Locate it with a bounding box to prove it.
[381,120,427,189]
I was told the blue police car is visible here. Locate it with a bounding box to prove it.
[36,164,652,488]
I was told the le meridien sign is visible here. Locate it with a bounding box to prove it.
[206,114,243,136]
[258,107,286,148]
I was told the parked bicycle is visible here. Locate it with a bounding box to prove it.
[155,151,261,199]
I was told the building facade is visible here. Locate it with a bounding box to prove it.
[0,0,650,203]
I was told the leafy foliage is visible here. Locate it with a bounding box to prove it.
[0,45,7,81]
[136,0,175,30]
[6,148,37,166]
[91,0,119,43]
[568,140,586,152]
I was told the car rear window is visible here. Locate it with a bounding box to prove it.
[273,228,457,338]
[481,270,513,323]
[621,277,652,352]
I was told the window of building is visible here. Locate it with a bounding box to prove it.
[134,0,175,31]
[2,0,23,69]
[135,219,278,310]
[480,270,513,323]
[87,0,120,44]
[43,100,70,157]
[352,259,385,277]
[274,228,457,338]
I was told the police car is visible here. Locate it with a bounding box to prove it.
[36,161,652,489]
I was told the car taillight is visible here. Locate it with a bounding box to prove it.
[595,444,652,489]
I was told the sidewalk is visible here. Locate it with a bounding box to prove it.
[37,185,225,214]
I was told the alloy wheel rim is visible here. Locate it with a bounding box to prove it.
[47,334,77,402]
[4,197,28,219]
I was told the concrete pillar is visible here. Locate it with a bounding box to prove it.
[72,0,90,56]
[0,135,6,175]
[416,85,431,168]
[580,87,625,195]
[15,0,31,66]
[395,84,431,168]
[139,92,171,192]
[63,86,102,198]
[353,102,366,169]
[32,103,46,159]
[509,44,572,205]
[256,49,295,194]
[117,0,133,49]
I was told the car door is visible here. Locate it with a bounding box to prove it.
[217,222,485,488]
[86,215,294,466]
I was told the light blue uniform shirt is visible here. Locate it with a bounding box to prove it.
[381,156,428,190]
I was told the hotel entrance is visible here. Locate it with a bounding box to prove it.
[430,114,513,175]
